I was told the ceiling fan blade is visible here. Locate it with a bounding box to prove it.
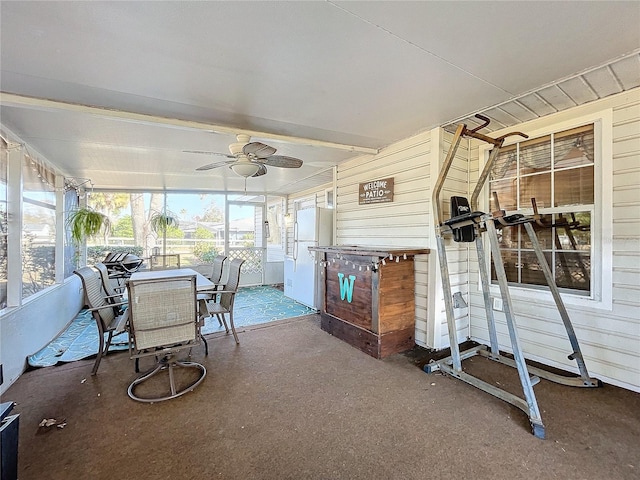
[184,150,235,159]
[260,155,303,168]
[195,160,234,171]
[252,164,268,177]
[243,142,276,158]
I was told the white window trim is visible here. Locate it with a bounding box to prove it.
[477,108,613,311]
[325,188,334,209]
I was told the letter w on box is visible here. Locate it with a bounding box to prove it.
[337,273,356,303]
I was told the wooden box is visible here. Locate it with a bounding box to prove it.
[311,246,429,359]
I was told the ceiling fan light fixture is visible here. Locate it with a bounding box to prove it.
[230,162,260,178]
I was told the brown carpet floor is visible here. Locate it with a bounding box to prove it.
[4,315,639,480]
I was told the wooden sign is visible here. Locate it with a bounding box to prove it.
[359,177,394,205]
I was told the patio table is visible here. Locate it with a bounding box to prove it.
[130,268,214,291]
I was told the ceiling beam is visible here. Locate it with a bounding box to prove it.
[0,92,379,155]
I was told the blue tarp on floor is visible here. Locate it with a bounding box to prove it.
[28,285,314,367]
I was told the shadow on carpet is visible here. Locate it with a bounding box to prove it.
[28,285,315,368]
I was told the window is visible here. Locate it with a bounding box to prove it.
[86,192,227,266]
[489,124,595,296]
[22,154,56,298]
[325,188,334,209]
[165,193,226,264]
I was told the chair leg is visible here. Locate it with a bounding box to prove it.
[128,356,207,403]
[91,329,107,375]
[105,331,114,352]
[229,311,239,345]
[217,313,229,333]
[201,334,209,355]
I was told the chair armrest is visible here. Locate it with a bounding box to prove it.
[197,284,222,293]
[209,288,236,294]
[114,309,129,334]
[88,301,127,313]
[103,293,125,300]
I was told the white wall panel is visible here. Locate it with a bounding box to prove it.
[0,276,83,395]
[335,132,432,346]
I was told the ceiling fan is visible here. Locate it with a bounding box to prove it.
[188,134,303,178]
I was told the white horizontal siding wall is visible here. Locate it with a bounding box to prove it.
[467,88,640,392]
[335,132,432,346]
[337,134,430,246]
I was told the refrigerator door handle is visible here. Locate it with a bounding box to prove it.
[293,221,299,262]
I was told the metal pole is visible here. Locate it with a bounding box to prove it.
[432,125,465,229]
[522,222,596,385]
[431,125,466,372]
[435,235,462,371]
[486,219,544,435]
[475,235,500,356]
[470,144,502,212]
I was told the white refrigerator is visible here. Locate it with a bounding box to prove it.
[284,207,333,309]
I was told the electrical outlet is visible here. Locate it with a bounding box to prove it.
[492,297,503,311]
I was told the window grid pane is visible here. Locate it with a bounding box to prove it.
[491,249,520,284]
[519,134,551,176]
[519,172,551,210]
[490,144,518,181]
[554,166,594,207]
[555,252,591,291]
[554,125,595,169]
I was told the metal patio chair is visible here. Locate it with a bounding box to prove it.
[206,255,228,285]
[150,253,181,270]
[197,255,227,328]
[73,266,128,375]
[126,273,206,402]
[94,262,127,314]
[200,258,244,344]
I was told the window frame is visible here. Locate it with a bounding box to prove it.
[22,181,57,299]
[0,141,64,313]
[0,147,7,309]
[477,109,613,310]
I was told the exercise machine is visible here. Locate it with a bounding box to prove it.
[425,115,600,439]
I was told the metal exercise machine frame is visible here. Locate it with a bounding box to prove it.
[426,115,600,439]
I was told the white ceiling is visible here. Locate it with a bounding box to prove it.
[1,1,639,195]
